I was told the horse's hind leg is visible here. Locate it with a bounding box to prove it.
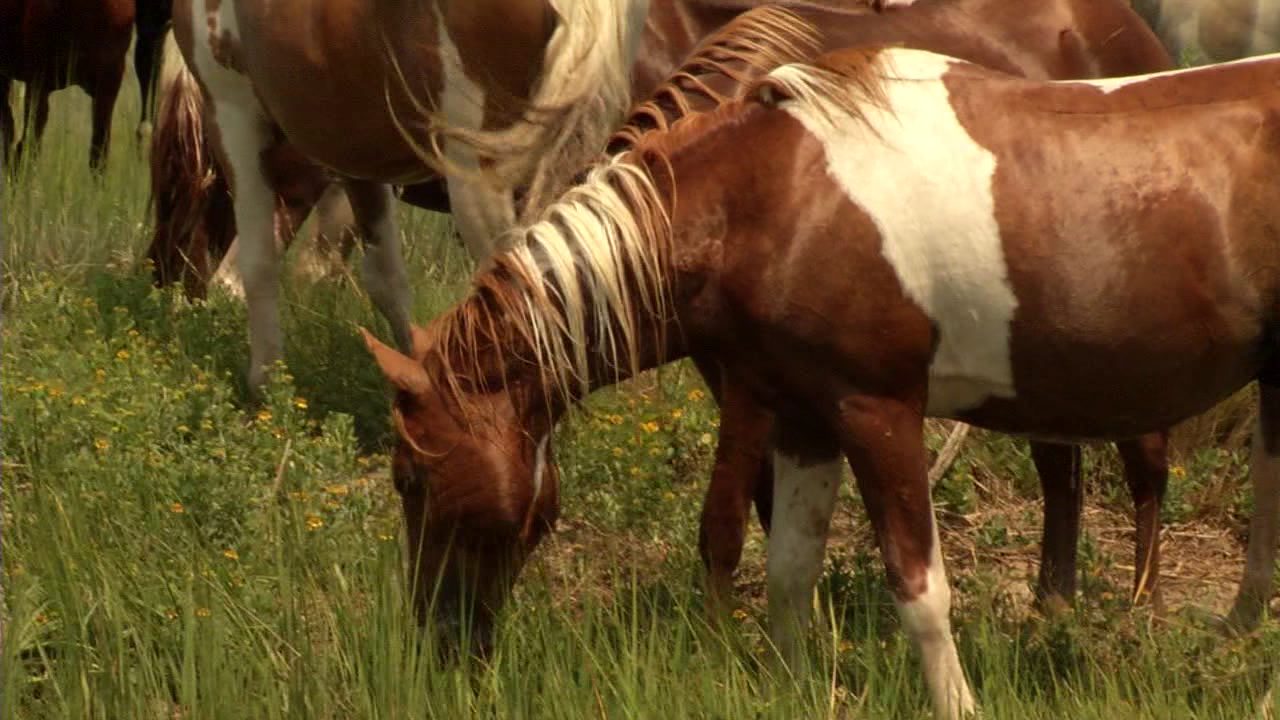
[89,67,125,172]
[1117,432,1169,609]
[343,180,413,353]
[1031,441,1084,610]
[1227,382,1280,630]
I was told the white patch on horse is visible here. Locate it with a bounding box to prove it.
[774,49,1019,417]
[1081,51,1280,93]
[895,508,976,720]
[766,453,841,667]
[433,4,513,260]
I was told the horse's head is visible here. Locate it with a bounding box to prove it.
[362,326,559,657]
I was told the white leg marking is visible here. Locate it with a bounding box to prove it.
[1230,424,1280,628]
[355,185,414,353]
[189,0,280,387]
[771,50,1018,417]
[434,7,516,260]
[211,236,246,299]
[766,453,841,669]
[896,509,975,720]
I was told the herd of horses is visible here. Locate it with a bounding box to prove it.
[5,0,1280,717]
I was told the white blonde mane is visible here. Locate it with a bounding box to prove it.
[504,156,670,399]
[437,155,671,404]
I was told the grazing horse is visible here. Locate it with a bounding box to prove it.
[0,0,135,172]
[163,0,647,387]
[1131,0,1280,61]
[362,48,1280,718]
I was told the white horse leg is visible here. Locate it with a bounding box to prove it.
[766,452,841,670]
[345,181,413,353]
[214,106,279,389]
[1228,383,1280,630]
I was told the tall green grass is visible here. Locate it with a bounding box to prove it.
[3,76,1277,719]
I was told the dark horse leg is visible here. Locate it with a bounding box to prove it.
[1227,381,1280,630]
[1,76,13,173]
[14,84,50,169]
[692,356,774,608]
[88,65,125,173]
[133,0,171,129]
[1034,433,1169,610]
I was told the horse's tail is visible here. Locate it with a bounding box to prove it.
[146,28,235,299]
[389,0,648,220]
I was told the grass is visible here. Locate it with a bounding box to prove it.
[3,79,1279,720]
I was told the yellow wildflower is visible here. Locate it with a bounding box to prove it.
[670,409,683,420]
[1171,465,1187,479]
[127,329,140,337]
[688,389,705,402]
[177,425,190,434]
[72,396,86,406]
[164,608,179,621]
[612,447,624,458]
[608,414,624,425]
[699,433,713,446]
[324,484,349,497]
[116,349,130,360]
[256,409,272,424]
[293,397,308,410]
[170,502,184,514]
[223,549,239,561]
[732,608,748,622]
[195,607,211,618]
[378,533,395,542]
[94,438,111,452]
[305,514,324,530]
[641,421,660,434]
[629,466,642,477]
[95,369,106,380]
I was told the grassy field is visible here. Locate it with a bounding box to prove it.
[3,81,1279,720]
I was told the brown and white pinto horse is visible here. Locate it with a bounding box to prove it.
[165,0,647,387]
[362,49,1280,718]
[0,0,136,172]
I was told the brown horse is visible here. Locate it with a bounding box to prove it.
[0,0,136,172]
[363,48,1280,719]
[163,0,647,388]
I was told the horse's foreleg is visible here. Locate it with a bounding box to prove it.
[1030,441,1083,610]
[693,359,774,609]
[345,180,413,354]
[839,395,975,720]
[1117,432,1169,610]
[1228,382,1280,630]
[214,105,280,389]
[89,68,125,173]
[765,436,841,672]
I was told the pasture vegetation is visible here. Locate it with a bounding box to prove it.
[4,82,1279,720]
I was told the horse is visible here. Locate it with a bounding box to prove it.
[160,0,648,388]
[361,47,1280,719]
[1131,0,1280,61]
[627,0,1179,613]
[0,0,136,172]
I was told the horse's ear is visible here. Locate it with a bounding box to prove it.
[360,327,431,395]
[410,323,430,362]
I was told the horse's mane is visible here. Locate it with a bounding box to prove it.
[608,5,822,151]
[425,47,896,410]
